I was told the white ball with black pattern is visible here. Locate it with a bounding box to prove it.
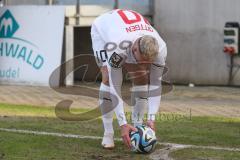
[130,125,157,153]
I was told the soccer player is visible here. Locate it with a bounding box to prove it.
[91,9,167,149]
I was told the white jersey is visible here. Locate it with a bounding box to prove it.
[92,9,167,67]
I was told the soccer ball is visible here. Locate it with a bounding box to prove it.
[130,125,157,153]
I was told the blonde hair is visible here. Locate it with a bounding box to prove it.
[139,35,159,61]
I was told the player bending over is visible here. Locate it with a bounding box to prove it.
[91,9,167,149]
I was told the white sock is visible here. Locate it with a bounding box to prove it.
[131,85,148,127]
[99,83,114,135]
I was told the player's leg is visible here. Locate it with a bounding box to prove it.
[91,24,114,148]
[124,64,149,127]
[131,84,148,127]
[99,66,115,148]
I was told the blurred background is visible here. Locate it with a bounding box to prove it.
[1,0,240,86]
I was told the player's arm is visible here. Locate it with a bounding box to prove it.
[107,52,137,148]
[107,52,126,126]
[147,47,167,130]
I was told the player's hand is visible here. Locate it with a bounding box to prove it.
[146,120,155,131]
[120,124,137,149]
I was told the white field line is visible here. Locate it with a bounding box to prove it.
[0,128,240,152]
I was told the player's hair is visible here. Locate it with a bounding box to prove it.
[138,35,159,61]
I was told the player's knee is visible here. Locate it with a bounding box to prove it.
[102,79,109,86]
[101,66,110,85]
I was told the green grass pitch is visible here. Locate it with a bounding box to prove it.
[0,103,239,160]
